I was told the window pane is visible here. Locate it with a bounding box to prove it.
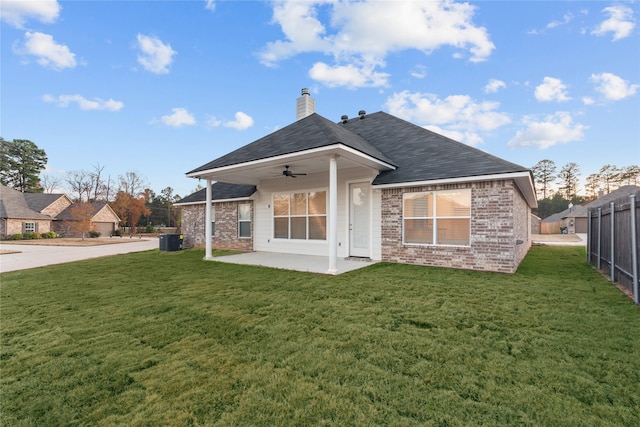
[291,193,307,216]
[238,204,251,221]
[437,219,469,245]
[309,215,326,240]
[239,221,251,238]
[404,219,433,244]
[308,191,326,215]
[291,217,306,239]
[274,217,289,239]
[436,190,470,217]
[404,193,431,217]
[211,221,215,236]
[274,194,289,216]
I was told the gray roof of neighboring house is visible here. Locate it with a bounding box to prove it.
[175,182,257,205]
[55,202,115,221]
[0,185,53,220]
[541,185,640,221]
[23,192,66,212]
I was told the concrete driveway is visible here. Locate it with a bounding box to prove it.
[0,238,159,273]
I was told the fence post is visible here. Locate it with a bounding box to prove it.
[610,202,615,282]
[597,208,602,270]
[587,210,591,263]
[630,194,638,305]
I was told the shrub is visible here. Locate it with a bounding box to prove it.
[8,233,23,240]
[112,229,122,237]
[145,224,155,233]
[40,232,57,239]
[23,232,41,240]
[89,230,101,238]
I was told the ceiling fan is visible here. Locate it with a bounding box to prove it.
[282,165,307,178]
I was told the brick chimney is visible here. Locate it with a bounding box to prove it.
[296,88,315,120]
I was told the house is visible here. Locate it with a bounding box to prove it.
[176,90,536,274]
[0,184,120,238]
[541,185,640,234]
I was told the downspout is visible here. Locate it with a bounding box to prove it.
[204,179,214,260]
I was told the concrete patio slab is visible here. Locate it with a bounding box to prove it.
[209,252,378,275]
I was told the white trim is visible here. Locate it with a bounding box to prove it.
[186,143,396,179]
[346,180,373,258]
[372,171,532,189]
[204,180,213,260]
[174,197,252,207]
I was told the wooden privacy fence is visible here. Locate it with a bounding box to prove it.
[540,220,565,234]
[587,190,640,304]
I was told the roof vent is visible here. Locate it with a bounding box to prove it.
[358,110,366,119]
[340,115,349,124]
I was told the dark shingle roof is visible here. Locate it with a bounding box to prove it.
[188,113,395,174]
[0,185,52,220]
[24,192,66,212]
[339,112,529,185]
[55,202,113,221]
[176,182,257,205]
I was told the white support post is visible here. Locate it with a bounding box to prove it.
[630,194,638,305]
[328,155,338,274]
[204,179,214,260]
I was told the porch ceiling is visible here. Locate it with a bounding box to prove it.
[187,144,395,185]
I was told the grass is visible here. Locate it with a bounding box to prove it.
[1,246,639,426]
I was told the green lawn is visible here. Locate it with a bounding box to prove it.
[1,246,639,426]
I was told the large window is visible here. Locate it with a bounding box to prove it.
[23,222,36,233]
[403,189,471,246]
[238,204,251,238]
[274,191,326,240]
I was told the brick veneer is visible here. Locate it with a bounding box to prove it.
[381,180,531,274]
[180,201,253,251]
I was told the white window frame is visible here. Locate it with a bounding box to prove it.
[402,189,471,247]
[23,222,36,233]
[238,203,251,238]
[211,205,216,238]
[273,189,327,241]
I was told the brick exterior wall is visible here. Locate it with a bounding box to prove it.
[381,180,531,274]
[41,196,72,217]
[3,219,52,237]
[180,201,253,251]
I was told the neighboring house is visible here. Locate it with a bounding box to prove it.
[0,184,120,238]
[54,202,121,237]
[541,185,640,234]
[177,90,537,274]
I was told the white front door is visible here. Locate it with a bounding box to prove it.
[349,182,370,258]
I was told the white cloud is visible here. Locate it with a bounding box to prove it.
[592,5,635,41]
[410,65,427,79]
[43,94,124,111]
[535,77,571,102]
[260,0,494,88]
[224,112,254,130]
[582,96,595,105]
[14,31,76,70]
[0,0,60,28]
[161,108,196,127]
[204,0,215,12]
[385,90,511,146]
[309,61,390,88]
[590,72,639,101]
[508,112,586,149]
[207,112,254,130]
[136,34,176,74]
[484,79,506,94]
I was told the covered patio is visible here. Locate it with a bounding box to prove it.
[208,252,378,275]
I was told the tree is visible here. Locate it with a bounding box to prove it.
[620,165,640,185]
[599,164,621,193]
[557,162,580,200]
[112,171,150,233]
[584,173,601,200]
[0,138,47,192]
[161,187,174,226]
[41,174,61,193]
[531,159,557,199]
[67,201,95,240]
[66,170,92,202]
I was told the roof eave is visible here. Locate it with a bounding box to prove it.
[373,171,538,208]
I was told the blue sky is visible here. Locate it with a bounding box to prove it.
[1,0,638,199]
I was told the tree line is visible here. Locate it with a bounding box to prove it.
[531,160,640,218]
[1,138,186,229]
